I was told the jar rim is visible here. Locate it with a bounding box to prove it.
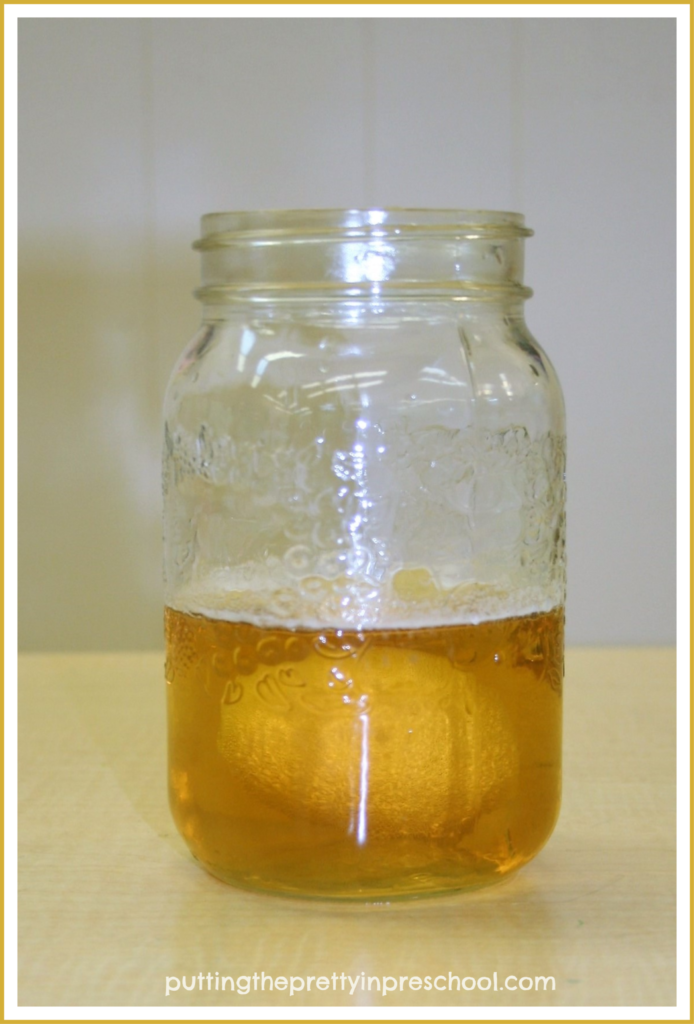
[195,208,532,249]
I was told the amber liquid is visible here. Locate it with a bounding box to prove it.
[166,606,563,899]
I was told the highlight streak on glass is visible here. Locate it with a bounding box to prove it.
[357,713,370,846]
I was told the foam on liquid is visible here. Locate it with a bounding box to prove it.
[168,565,563,631]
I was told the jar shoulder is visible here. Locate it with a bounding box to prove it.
[458,317,565,435]
[165,310,564,434]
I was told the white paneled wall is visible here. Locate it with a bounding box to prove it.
[18,17,676,649]
[521,19,676,645]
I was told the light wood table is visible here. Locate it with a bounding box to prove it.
[18,648,676,1008]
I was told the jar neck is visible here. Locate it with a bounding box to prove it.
[194,209,532,305]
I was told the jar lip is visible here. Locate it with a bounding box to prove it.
[195,207,532,249]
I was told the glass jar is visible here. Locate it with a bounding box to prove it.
[163,209,565,900]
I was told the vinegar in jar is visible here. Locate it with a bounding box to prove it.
[165,603,563,899]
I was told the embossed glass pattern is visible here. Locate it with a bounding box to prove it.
[163,209,566,899]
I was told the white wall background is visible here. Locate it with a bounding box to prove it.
[18,16,676,650]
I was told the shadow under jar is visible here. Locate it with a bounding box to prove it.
[163,209,566,900]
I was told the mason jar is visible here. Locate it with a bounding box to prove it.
[163,209,566,899]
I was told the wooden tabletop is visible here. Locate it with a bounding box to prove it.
[18,648,676,1008]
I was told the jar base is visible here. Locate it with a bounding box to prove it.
[191,852,522,902]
